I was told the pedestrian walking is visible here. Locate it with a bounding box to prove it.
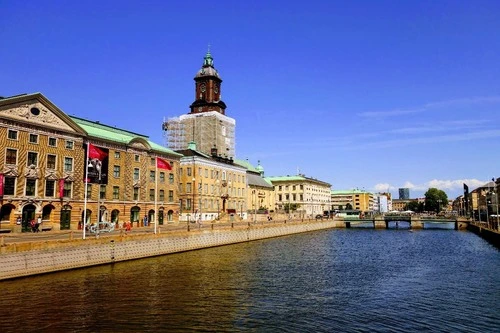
[30,219,39,233]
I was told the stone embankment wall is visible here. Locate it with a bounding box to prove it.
[0,220,337,281]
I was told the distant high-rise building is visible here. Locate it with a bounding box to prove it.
[399,188,410,200]
[163,50,236,157]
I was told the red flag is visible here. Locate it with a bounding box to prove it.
[58,179,65,198]
[88,143,107,160]
[0,173,4,198]
[157,157,172,170]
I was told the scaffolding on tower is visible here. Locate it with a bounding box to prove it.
[162,112,235,156]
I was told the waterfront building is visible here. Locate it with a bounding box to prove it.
[163,50,235,157]
[398,187,410,200]
[266,175,331,218]
[330,189,374,212]
[392,199,411,211]
[176,142,246,222]
[468,180,498,221]
[0,93,181,233]
[237,160,275,221]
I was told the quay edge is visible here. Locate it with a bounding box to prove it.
[0,220,338,281]
[466,223,500,248]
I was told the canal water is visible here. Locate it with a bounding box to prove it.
[0,228,498,332]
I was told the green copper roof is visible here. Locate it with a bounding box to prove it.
[203,50,214,67]
[70,116,182,157]
[265,175,306,182]
[331,189,371,195]
[233,159,259,173]
[255,160,264,173]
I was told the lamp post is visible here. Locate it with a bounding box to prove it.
[199,178,202,225]
[252,189,257,223]
[215,179,220,220]
[192,177,196,223]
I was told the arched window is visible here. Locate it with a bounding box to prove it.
[130,206,140,222]
[42,204,55,221]
[111,209,120,223]
[158,209,164,225]
[0,204,14,222]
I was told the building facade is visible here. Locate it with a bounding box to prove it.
[330,189,374,212]
[0,93,181,233]
[238,160,275,221]
[176,143,247,223]
[267,175,331,218]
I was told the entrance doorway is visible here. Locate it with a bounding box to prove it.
[60,205,71,230]
[22,204,36,232]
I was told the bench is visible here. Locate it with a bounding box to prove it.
[41,226,53,232]
[0,229,12,233]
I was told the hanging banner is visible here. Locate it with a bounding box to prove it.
[0,173,4,199]
[59,179,65,198]
[84,143,109,184]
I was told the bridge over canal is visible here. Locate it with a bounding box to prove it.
[342,215,468,230]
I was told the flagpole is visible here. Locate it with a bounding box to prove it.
[154,157,158,234]
[83,142,90,240]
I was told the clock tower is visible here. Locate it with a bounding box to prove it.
[189,50,227,115]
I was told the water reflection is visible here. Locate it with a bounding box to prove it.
[0,229,499,332]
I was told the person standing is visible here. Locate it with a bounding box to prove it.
[30,219,38,233]
[37,216,42,231]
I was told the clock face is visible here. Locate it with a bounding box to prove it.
[214,85,219,94]
[200,84,206,92]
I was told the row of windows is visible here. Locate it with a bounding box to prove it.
[5,149,176,181]
[84,184,175,202]
[7,130,74,149]
[277,184,306,191]
[179,198,246,211]
[3,177,72,197]
[2,177,175,202]
[113,166,174,183]
[7,133,174,168]
[180,167,245,184]
[183,183,246,197]
[6,149,74,171]
[278,194,305,201]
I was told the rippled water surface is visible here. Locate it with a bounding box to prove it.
[1,229,499,332]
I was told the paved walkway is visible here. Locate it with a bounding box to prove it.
[0,218,317,245]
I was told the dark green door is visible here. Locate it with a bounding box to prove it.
[22,204,36,232]
[60,205,71,230]
[159,210,164,225]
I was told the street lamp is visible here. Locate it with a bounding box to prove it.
[252,189,257,223]
[215,179,220,220]
[198,178,203,224]
[192,177,196,222]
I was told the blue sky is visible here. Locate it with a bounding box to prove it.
[1,0,499,199]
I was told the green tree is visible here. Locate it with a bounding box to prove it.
[405,200,420,212]
[284,203,300,213]
[424,188,448,213]
[345,203,353,210]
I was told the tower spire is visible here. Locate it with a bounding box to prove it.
[203,44,214,67]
